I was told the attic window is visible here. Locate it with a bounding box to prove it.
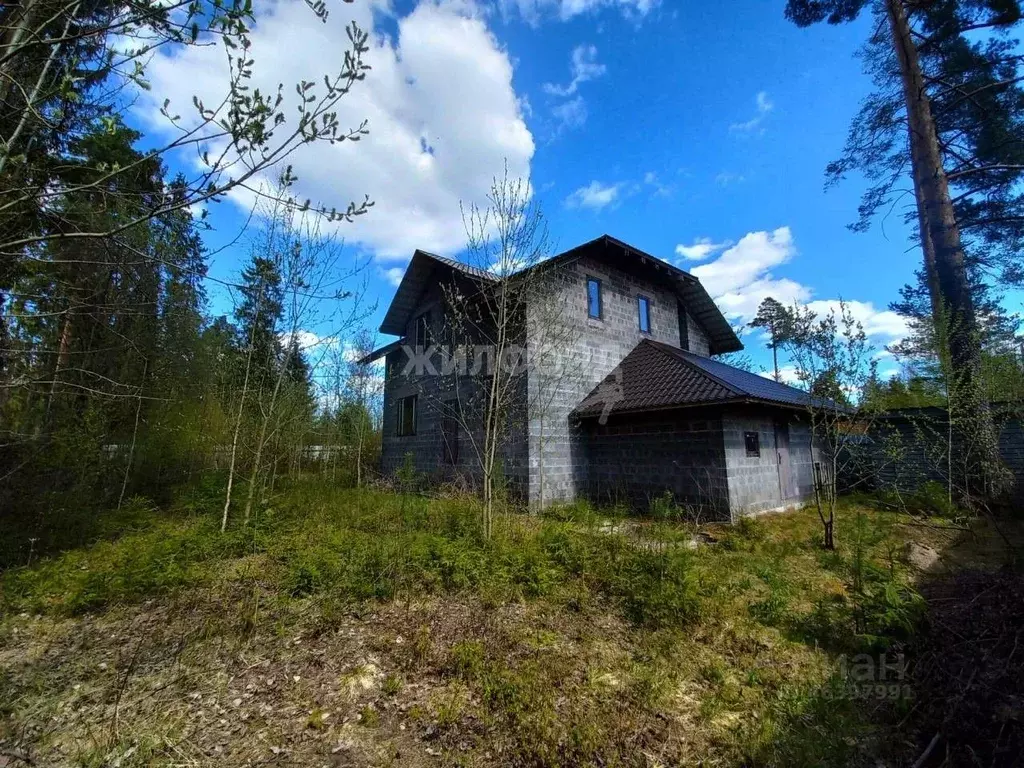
[587,277,602,319]
[638,295,651,334]
[744,431,760,458]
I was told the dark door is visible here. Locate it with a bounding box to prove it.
[775,420,794,500]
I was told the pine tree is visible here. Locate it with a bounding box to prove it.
[785,0,1019,500]
[235,256,285,393]
[750,297,796,382]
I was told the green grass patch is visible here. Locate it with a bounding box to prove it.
[1,478,949,767]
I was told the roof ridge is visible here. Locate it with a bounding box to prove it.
[416,250,497,281]
[641,340,744,397]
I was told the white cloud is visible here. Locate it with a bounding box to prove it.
[565,180,621,211]
[500,0,659,23]
[139,0,534,261]
[281,329,339,353]
[383,267,406,287]
[543,44,606,96]
[689,226,908,345]
[544,45,605,131]
[730,90,773,135]
[675,237,731,261]
[759,365,803,387]
[691,227,802,320]
[643,171,672,198]
[551,96,588,129]
[805,299,910,340]
[715,171,746,187]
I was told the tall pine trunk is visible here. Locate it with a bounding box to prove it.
[885,0,1009,501]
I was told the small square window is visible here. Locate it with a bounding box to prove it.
[744,431,760,457]
[638,295,651,333]
[587,277,602,319]
[397,395,417,437]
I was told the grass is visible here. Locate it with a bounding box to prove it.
[0,479,1007,767]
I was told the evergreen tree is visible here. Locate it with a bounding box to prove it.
[785,0,1020,500]
[750,297,795,382]
[235,255,284,393]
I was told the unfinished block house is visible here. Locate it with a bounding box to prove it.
[362,235,824,520]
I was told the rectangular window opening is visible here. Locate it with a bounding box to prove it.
[397,395,417,437]
[414,314,430,349]
[677,302,689,351]
[587,277,602,319]
[744,431,760,458]
[638,295,651,333]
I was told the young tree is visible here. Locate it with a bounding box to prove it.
[785,0,1016,502]
[220,248,284,531]
[344,328,380,487]
[222,184,368,528]
[438,168,580,535]
[783,300,877,550]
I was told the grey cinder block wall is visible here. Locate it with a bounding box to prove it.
[580,405,818,521]
[380,278,529,491]
[525,253,709,506]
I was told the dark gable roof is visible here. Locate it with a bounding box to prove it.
[379,249,495,336]
[376,236,742,355]
[574,339,826,418]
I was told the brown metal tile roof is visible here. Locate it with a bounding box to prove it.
[574,339,821,418]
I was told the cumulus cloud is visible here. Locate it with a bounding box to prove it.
[675,237,731,261]
[730,91,773,135]
[139,0,534,261]
[805,299,910,340]
[690,227,805,320]
[500,0,659,23]
[688,226,908,345]
[565,180,621,210]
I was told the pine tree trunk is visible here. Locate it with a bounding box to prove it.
[885,0,1008,501]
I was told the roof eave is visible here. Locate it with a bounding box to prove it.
[358,339,403,366]
[573,395,840,420]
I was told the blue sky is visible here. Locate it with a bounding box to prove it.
[142,0,930,379]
